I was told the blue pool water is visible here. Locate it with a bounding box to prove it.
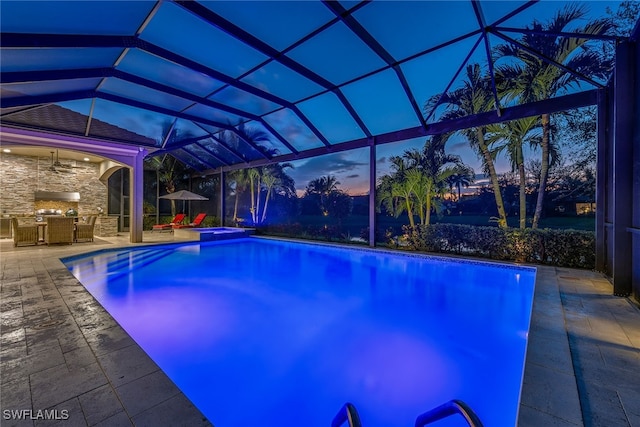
[63,238,536,427]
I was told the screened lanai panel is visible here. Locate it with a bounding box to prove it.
[209,86,282,116]
[181,143,225,169]
[58,99,94,117]
[140,2,268,79]
[494,1,589,28]
[1,48,124,72]
[182,103,245,129]
[99,78,194,112]
[0,1,154,35]
[297,92,366,144]
[209,129,271,162]
[1,78,101,99]
[286,21,387,86]
[241,61,325,103]
[262,109,325,151]
[201,1,335,52]
[341,68,420,135]
[424,39,492,123]
[171,148,213,171]
[116,49,225,97]
[480,1,530,26]
[352,1,479,61]
[198,137,244,165]
[239,121,292,156]
[89,99,173,145]
[172,119,211,141]
[401,36,481,120]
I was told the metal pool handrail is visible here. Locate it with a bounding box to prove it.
[331,403,362,427]
[331,400,483,427]
[414,399,483,427]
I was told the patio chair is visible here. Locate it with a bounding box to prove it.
[152,213,186,232]
[11,217,38,247]
[173,213,207,229]
[75,215,97,242]
[45,217,75,245]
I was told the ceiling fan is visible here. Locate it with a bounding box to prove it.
[48,150,77,173]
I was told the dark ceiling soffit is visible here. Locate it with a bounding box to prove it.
[202,88,599,174]
[322,0,428,131]
[174,0,370,141]
[491,30,606,89]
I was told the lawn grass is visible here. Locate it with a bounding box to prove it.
[290,214,595,235]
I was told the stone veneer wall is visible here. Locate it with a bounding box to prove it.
[0,152,108,217]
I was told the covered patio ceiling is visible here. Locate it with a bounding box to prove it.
[1,0,633,174]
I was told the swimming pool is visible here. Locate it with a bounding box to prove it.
[63,238,536,427]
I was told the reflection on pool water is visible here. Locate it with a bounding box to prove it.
[63,238,536,427]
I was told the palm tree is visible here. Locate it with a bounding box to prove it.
[145,154,189,217]
[494,4,613,228]
[487,117,541,228]
[217,121,281,223]
[428,64,509,227]
[228,169,249,222]
[306,175,340,216]
[446,165,475,201]
[247,168,261,225]
[408,135,462,225]
[378,135,466,226]
[391,174,418,227]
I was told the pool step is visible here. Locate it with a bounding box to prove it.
[69,248,172,284]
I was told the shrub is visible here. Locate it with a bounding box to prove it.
[404,224,595,269]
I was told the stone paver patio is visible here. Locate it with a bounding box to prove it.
[1,233,639,426]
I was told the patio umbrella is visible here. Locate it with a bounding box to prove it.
[159,190,208,214]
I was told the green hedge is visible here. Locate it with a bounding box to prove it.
[403,224,595,269]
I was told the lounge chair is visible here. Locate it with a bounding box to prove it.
[75,215,97,242]
[152,213,186,232]
[173,213,207,229]
[11,217,38,247]
[45,217,75,245]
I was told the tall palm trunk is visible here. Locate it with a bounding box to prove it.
[233,190,239,221]
[261,186,272,224]
[425,182,433,226]
[532,114,550,228]
[476,128,508,228]
[405,198,415,228]
[517,149,526,229]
